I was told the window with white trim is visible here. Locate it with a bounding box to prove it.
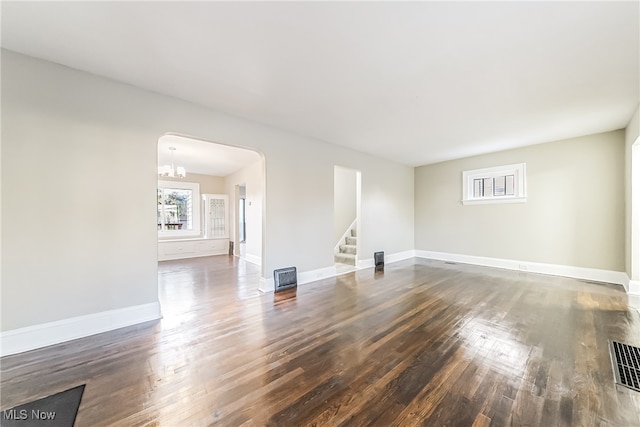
[462,163,527,205]
[157,180,201,236]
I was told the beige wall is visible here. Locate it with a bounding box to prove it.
[626,104,640,279]
[1,50,415,331]
[161,172,226,195]
[415,130,625,272]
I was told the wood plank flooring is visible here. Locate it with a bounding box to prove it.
[2,256,640,426]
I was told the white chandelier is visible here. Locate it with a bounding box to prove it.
[158,146,186,178]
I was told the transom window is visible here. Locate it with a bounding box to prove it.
[462,163,527,205]
[157,180,200,236]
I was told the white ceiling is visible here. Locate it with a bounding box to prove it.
[158,135,261,177]
[2,2,639,166]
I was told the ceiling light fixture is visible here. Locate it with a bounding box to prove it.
[158,147,186,178]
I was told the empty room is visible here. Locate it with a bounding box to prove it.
[1,2,639,426]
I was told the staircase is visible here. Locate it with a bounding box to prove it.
[335,227,357,265]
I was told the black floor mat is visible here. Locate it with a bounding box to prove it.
[1,384,85,427]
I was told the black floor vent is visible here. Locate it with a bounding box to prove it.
[610,341,640,392]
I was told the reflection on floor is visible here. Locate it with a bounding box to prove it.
[335,262,358,275]
[1,256,639,426]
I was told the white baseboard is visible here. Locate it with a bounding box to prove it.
[298,266,338,286]
[260,250,416,293]
[259,265,338,292]
[0,302,162,357]
[243,253,262,266]
[622,274,630,293]
[259,276,273,293]
[415,250,628,288]
[357,249,416,269]
[629,280,640,296]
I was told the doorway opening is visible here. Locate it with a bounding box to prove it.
[239,191,247,243]
[235,183,247,260]
[333,166,362,274]
[156,134,265,274]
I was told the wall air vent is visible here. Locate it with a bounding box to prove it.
[274,267,297,292]
[374,251,384,272]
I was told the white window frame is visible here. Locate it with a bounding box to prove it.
[158,180,201,237]
[462,163,527,205]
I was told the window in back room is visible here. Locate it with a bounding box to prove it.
[157,180,201,236]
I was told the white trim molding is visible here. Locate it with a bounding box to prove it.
[622,274,630,293]
[0,302,162,357]
[260,265,338,293]
[629,280,640,296]
[415,250,628,287]
[259,276,273,293]
[462,162,526,205]
[243,253,262,266]
[462,197,527,206]
[358,250,416,269]
[157,180,201,238]
[260,250,416,293]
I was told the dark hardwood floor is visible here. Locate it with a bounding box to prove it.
[2,256,640,426]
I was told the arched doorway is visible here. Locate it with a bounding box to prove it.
[156,134,265,274]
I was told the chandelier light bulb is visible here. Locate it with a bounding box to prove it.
[158,147,186,178]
